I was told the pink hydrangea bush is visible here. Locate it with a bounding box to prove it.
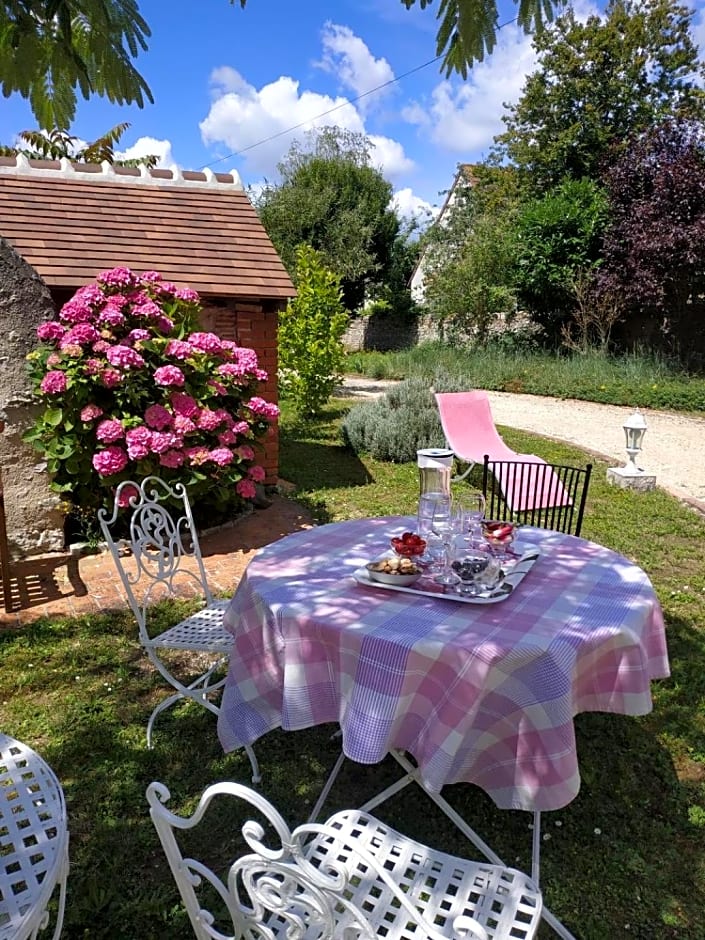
[25,267,278,523]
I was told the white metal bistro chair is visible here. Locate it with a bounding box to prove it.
[147,779,542,940]
[98,477,259,781]
[0,733,69,940]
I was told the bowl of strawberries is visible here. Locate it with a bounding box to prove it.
[481,521,517,554]
[390,531,427,558]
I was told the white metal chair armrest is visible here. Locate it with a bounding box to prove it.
[147,780,541,940]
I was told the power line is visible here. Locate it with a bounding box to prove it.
[198,53,443,170]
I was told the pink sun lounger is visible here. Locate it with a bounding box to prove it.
[435,390,572,513]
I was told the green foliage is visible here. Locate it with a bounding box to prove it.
[278,245,349,417]
[0,123,158,168]
[419,168,522,340]
[342,376,466,462]
[512,178,610,340]
[495,0,705,190]
[0,0,153,129]
[256,127,401,311]
[346,343,705,411]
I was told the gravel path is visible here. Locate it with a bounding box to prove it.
[338,378,705,511]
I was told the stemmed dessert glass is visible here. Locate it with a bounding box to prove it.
[430,500,461,587]
[455,491,486,540]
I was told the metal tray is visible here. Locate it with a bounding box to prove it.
[353,551,540,604]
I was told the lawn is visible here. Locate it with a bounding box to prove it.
[0,399,703,938]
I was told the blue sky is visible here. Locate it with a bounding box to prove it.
[3,0,705,222]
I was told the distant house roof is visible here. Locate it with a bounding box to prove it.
[0,156,295,300]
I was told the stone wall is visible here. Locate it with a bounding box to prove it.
[342,309,440,352]
[0,239,65,557]
[200,298,281,483]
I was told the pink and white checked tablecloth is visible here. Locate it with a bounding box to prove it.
[217,517,669,812]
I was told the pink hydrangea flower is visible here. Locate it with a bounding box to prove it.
[218,430,237,445]
[40,370,67,394]
[235,444,255,462]
[234,347,260,372]
[217,363,246,379]
[59,343,83,358]
[97,267,138,290]
[47,353,62,367]
[101,369,122,388]
[148,431,174,454]
[106,345,146,371]
[209,447,234,466]
[80,404,103,422]
[232,421,250,436]
[140,271,163,283]
[154,365,185,387]
[236,478,257,500]
[144,404,172,430]
[208,380,228,395]
[126,329,150,346]
[156,316,174,333]
[36,321,65,342]
[172,414,196,436]
[116,483,140,508]
[61,323,100,347]
[132,299,162,320]
[92,445,128,476]
[125,426,152,460]
[84,358,102,376]
[196,408,222,431]
[174,287,200,303]
[185,446,209,466]
[164,340,193,360]
[248,464,266,482]
[246,397,279,419]
[97,306,126,328]
[255,368,269,381]
[73,284,106,308]
[171,392,199,417]
[189,332,223,354]
[159,449,185,468]
[92,340,111,354]
[59,298,95,324]
[96,418,124,443]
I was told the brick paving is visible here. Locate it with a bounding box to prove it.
[0,494,313,629]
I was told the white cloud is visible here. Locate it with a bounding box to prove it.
[403,25,538,155]
[200,66,414,185]
[392,187,436,226]
[368,135,414,178]
[317,22,395,112]
[116,137,176,169]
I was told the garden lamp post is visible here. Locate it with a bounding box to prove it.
[607,408,656,491]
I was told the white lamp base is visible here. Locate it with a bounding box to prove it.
[606,466,656,492]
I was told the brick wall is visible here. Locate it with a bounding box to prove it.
[200,299,281,484]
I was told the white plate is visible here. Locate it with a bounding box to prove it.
[354,551,540,605]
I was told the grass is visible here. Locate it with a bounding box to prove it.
[1,398,704,938]
[346,343,705,414]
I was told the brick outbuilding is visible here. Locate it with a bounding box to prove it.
[0,155,294,482]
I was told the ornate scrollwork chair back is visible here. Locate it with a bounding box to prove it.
[98,477,259,781]
[147,780,542,940]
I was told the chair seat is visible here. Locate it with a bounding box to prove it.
[149,599,234,652]
[301,809,541,940]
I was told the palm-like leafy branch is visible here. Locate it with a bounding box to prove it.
[0,122,158,167]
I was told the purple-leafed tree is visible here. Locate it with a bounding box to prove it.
[596,120,705,360]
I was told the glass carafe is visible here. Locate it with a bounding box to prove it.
[416,448,453,537]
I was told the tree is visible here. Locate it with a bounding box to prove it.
[495,0,705,191]
[512,178,609,341]
[256,127,401,311]
[418,166,521,342]
[0,0,153,129]
[595,120,705,360]
[278,245,349,417]
[0,122,158,167]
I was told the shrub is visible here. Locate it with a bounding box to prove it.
[278,245,349,417]
[24,267,278,522]
[342,377,457,462]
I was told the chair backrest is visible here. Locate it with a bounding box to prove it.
[482,456,592,536]
[98,477,213,639]
[436,390,519,463]
[147,781,501,940]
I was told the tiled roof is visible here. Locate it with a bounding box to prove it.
[0,156,295,300]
